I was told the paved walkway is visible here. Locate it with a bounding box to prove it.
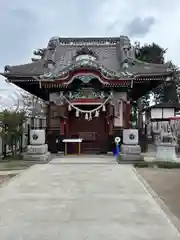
[0,156,180,239]
[0,170,24,175]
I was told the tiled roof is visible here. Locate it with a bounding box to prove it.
[1,36,172,78]
[126,59,171,76]
[2,60,47,76]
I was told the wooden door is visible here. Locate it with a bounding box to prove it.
[68,110,108,153]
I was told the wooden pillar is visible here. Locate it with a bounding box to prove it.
[46,102,51,132]
[60,118,65,135]
[123,101,132,128]
[107,104,113,135]
[126,101,132,128]
[65,111,69,137]
[123,100,126,128]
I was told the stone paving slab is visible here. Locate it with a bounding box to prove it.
[0,157,180,239]
[0,170,24,175]
[50,155,117,164]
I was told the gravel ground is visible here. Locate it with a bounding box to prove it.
[0,174,15,186]
[138,168,180,221]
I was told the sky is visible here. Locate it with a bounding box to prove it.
[0,0,180,104]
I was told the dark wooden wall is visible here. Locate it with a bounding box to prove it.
[47,103,67,153]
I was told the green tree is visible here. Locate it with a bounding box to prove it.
[134,42,166,127]
[0,110,26,156]
[135,42,178,104]
[164,62,179,103]
[175,67,180,102]
[135,42,166,64]
[135,42,166,106]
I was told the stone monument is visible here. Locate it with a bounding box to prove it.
[23,129,50,161]
[119,129,143,162]
[156,131,177,161]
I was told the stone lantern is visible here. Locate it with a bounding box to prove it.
[156,131,177,161]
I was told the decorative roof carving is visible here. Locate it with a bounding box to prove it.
[39,58,129,81]
[75,47,98,59]
[67,73,110,85]
[67,88,109,100]
[75,55,96,61]
[33,49,46,57]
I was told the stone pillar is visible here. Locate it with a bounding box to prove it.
[119,129,143,162]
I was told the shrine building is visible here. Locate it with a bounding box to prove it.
[1,36,173,154]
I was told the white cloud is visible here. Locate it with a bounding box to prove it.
[98,0,180,66]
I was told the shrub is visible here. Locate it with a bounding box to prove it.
[156,161,180,169]
[134,160,180,169]
[134,162,150,168]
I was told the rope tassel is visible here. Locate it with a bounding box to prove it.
[68,104,72,111]
[95,111,99,117]
[76,110,79,117]
[89,112,92,120]
[85,113,88,120]
[63,94,112,120]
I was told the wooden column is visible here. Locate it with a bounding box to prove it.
[65,106,69,137]
[126,101,132,128]
[123,101,132,128]
[108,104,114,135]
[46,102,51,133]
[60,118,65,135]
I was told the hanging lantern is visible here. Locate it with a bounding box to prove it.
[68,104,72,111]
[76,110,79,117]
[102,105,106,112]
[85,113,88,120]
[95,110,99,117]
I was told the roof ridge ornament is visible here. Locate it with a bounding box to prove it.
[119,36,136,62]
[48,37,59,50]
[4,65,11,73]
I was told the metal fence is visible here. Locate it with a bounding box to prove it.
[0,116,47,159]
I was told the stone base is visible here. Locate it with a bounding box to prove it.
[23,152,50,161]
[156,143,177,161]
[27,144,48,155]
[118,144,142,163]
[119,153,143,162]
[121,144,141,155]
